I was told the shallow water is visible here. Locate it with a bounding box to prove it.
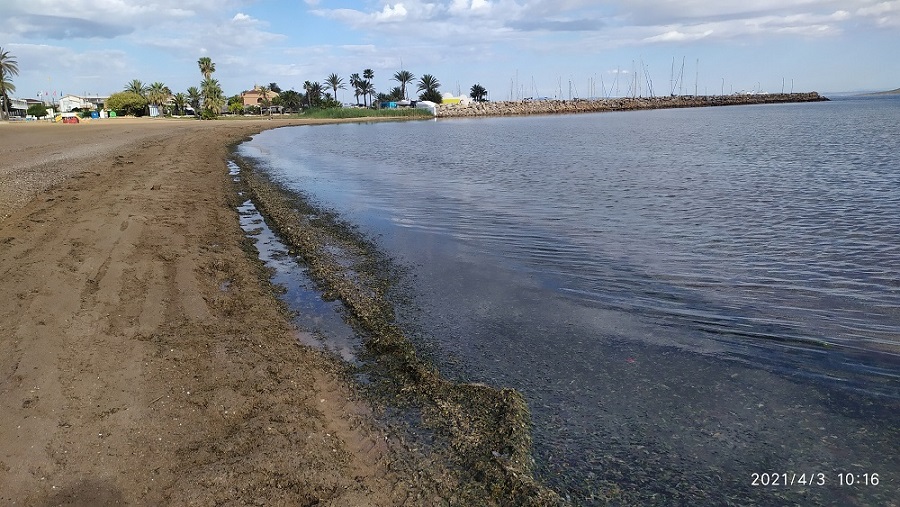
[238,98,899,505]
[230,161,360,363]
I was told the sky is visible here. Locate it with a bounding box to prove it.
[2,0,899,102]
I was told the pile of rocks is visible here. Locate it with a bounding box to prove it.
[435,92,827,118]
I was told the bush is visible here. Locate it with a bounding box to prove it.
[27,103,49,118]
[106,91,147,116]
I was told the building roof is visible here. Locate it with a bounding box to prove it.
[240,86,280,107]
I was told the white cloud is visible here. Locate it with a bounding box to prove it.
[449,0,492,15]
[311,0,897,46]
[139,12,285,55]
[3,0,242,37]
[856,1,900,27]
[374,3,409,22]
[643,29,715,43]
[6,43,130,95]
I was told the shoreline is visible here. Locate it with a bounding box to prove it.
[232,150,559,504]
[1,117,549,504]
[436,92,828,118]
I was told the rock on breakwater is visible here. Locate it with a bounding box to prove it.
[436,92,828,118]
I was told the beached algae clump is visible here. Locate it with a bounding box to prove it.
[234,156,561,505]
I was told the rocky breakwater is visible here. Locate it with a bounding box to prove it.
[436,92,828,118]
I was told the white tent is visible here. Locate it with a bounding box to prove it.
[416,100,437,115]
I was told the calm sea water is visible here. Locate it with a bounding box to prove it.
[239,97,899,505]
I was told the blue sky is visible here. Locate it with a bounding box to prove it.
[3,0,898,102]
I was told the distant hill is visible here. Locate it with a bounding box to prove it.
[872,88,900,95]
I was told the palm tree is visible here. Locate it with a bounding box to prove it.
[310,82,324,107]
[198,57,215,79]
[417,74,442,103]
[325,73,345,104]
[258,85,271,116]
[417,74,440,93]
[362,69,374,106]
[124,79,149,97]
[227,94,244,115]
[470,83,487,102]
[275,89,302,112]
[0,47,19,120]
[172,92,187,116]
[356,80,375,108]
[187,86,201,113]
[303,81,324,108]
[0,72,15,120]
[147,82,172,113]
[388,86,403,101]
[349,73,361,106]
[366,81,377,107]
[392,70,414,100]
[200,77,225,118]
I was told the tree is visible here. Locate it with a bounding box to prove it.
[200,77,225,119]
[228,101,244,115]
[392,70,414,100]
[303,81,325,108]
[187,86,201,113]
[0,72,15,120]
[274,89,302,112]
[227,94,244,115]
[197,57,222,118]
[0,46,19,120]
[358,80,375,107]
[258,85,271,116]
[470,83,488,102]
[124,79,149,97]
[325,73,345,104]
[27,103,48,118]
[146,82,172,113]
[417,74,442,102]
[349,73,361,105]
[387,86,403,101]
[198,57,215,79]
[362,69,375,106]
[107,91,148,116]
[172,92,187,115]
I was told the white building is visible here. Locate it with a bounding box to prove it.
[58,94,108,113]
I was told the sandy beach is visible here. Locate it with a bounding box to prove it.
[0,117,463,505]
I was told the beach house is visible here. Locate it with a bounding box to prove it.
[58,94,107,113]
[240,86,279,108]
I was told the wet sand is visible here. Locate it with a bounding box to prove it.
[0,117,469,505]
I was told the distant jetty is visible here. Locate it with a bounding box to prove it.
[436,92,828,118]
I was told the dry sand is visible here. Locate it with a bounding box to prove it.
[0,118,442,505]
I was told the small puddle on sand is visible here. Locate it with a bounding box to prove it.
[230,161,362,364]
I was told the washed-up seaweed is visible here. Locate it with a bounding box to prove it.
[232,152,563,505]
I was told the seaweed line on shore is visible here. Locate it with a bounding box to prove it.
[230,147,565,505]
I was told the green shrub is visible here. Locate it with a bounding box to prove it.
[106,91,148,116]
[27,103,48,118]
